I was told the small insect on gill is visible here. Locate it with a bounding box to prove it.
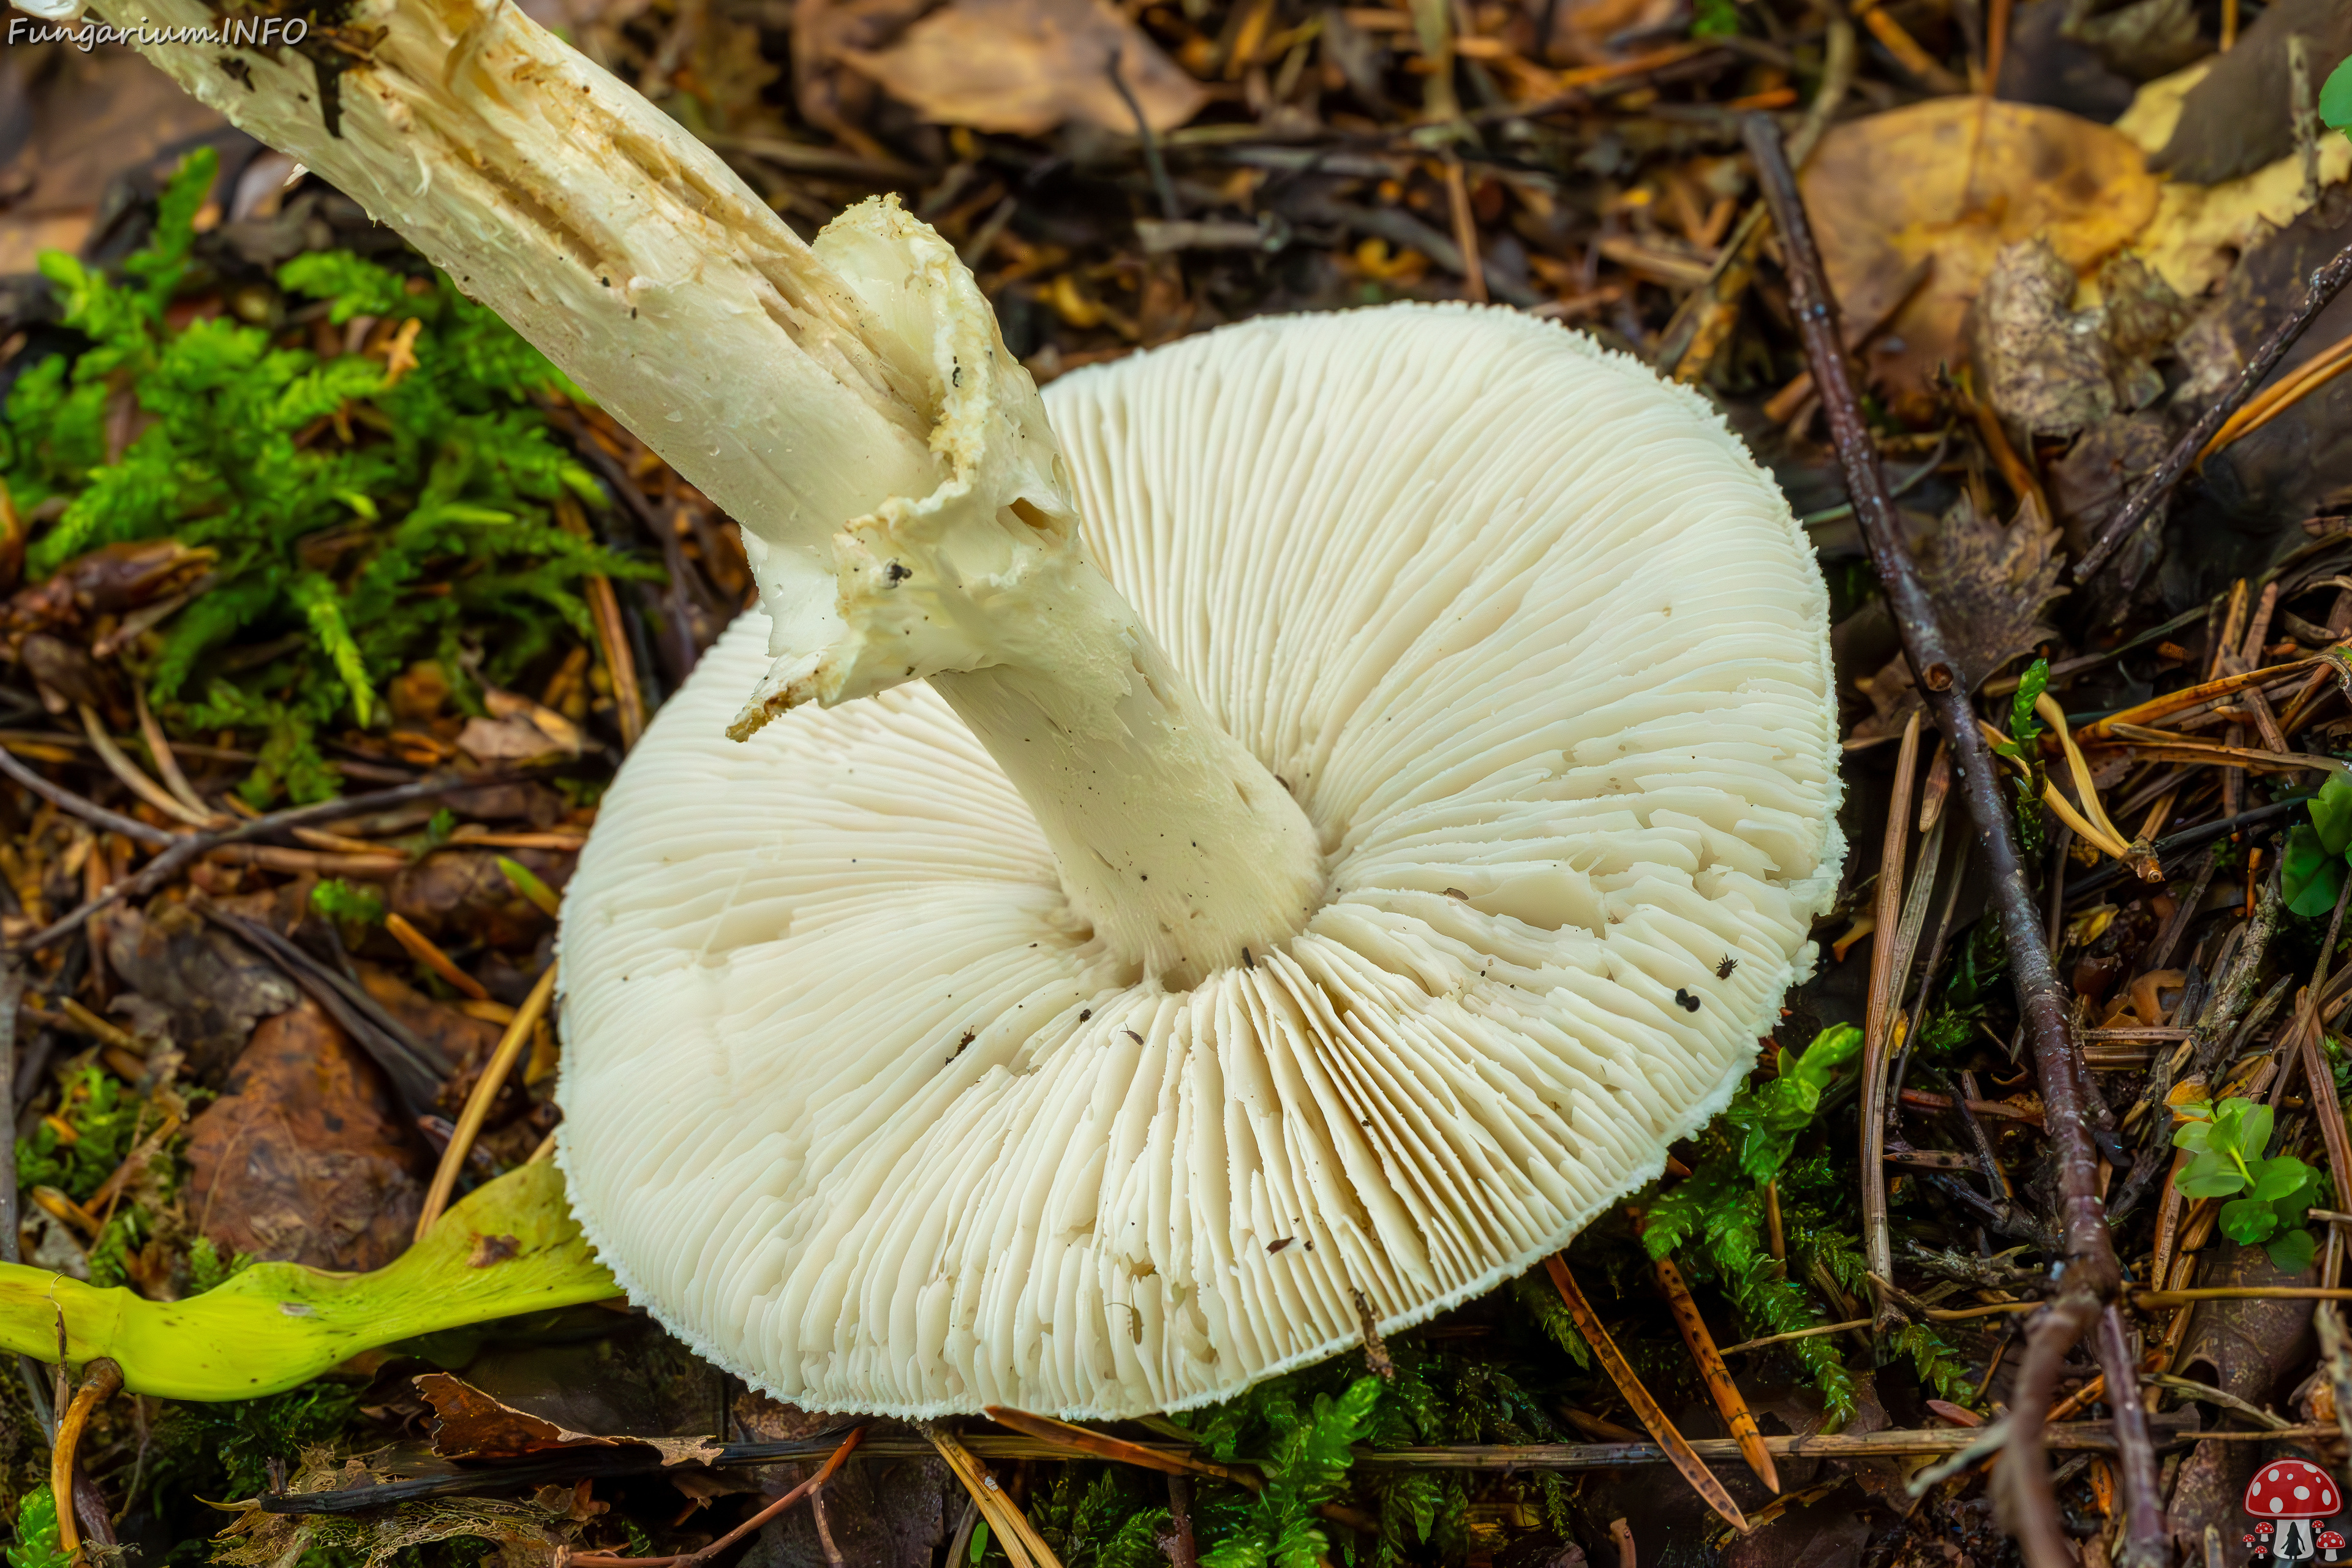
[1674,988,1702,1012]
[1717,956,1738,979]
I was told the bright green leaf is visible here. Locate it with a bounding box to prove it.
[2173,1121,2213,1152]
[6,1487,66,1568]
[2252,1155,2314,1202]
[2313,773,2352,856]
[2178,1152,2246,1198]
[2221,1196,2280,1245]
[2321,54,2352,138]
[2266,1226,2318,1273]
[2283,823,2347,917]
[2237,1102,2275,1158]
[2010,658,2049,750]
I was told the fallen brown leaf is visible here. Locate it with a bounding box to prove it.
[2117,56,2352,300]
[183,997,429,1272]
[839,0,1208,137]
[1851,495,2067,743]
[416,1372,725,1465]
[105,899,300,1083]
[1801,99,2158,413]
[456,686,586,767]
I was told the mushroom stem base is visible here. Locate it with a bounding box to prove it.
[929,562,1324,989]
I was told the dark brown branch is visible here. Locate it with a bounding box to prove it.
[1741,111,2162,1568]
[1997,1297,2101,1566]
[2074,237,2352,582]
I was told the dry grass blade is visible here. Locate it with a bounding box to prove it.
[981,1407,1256,1487]
[927,1425,1064,1568]
[2035,693,2126,850]
[1544,1254,1749,1531]
[385,912,492,1003]
[2201,327,2352,462]
[133,687,212,823]
[1975,719,2134,859]
[1863,709,1923,1316]
[1653,1253,1779,1491]
[2076,660,2318,740]
[586,574,646,752]
[413,963,557,1240]
[77,705,213,829]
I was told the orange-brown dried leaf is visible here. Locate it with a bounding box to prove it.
[1801,99,2158,412]
[839,0,1207,137]
[417,1371,726,1465]
[181,997,429,1272]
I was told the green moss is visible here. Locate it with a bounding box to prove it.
[7,147,659,805]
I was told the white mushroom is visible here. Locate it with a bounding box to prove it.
[82,0,1843,1417]
[557,271,1845,1418]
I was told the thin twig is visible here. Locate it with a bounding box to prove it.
[1109,46,1181,224]
[258,1416,2219,1513]
[51,1358,120,1558]
[2076,238,2352,582]
[1863,710,1923,1323]
[1743,110,2155,1568]
[565,1426,864,1567]
[414,963,556,1239]
[0,745,173,848]
[12,771,533,955]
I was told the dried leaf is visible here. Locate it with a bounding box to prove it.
[183,997,429,1272]
[417,1372,726,1466]
[839,0,1207,136]
[1921,494,2068,687]
[212,1448,580,1568]
[2062,0,2205,83]
[2146,0,2352,186]
[105,899,298,1081]
[1801,99,2159,410]
[456,687,585,767]
[1972,239,2120,443]
[2119,56,2352,298]
[1850,496,2067,742]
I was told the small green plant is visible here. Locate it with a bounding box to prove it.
[1691,0,1740,36]
[5,1487,66,1568]
[187,1234,257,1294]
[2321,55,2352,143]
[1641,1023,1869,1423]
[1993,657,2050,855]
[2173,1096,2322,1271]
[17,1065,146,1203]
[2282,773,2352,916]
[1196,1377,1381,1568]
[1721,1022,1864,1178]
[311,878,385,926]
[7,146,657,805]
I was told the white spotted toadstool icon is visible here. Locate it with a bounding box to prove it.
[2247,1459,2341,1562]
[555,238,1846,1418]
[2318,1529,2345,1562]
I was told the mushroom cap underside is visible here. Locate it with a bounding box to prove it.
[555,301,1847,1419]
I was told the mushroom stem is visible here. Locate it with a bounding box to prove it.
[932,620,1324,986]
[92,0,1322,982]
